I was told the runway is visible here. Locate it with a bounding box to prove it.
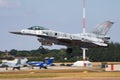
[1,77,120,80]
[0,65,119,80]
[0,62,119,80]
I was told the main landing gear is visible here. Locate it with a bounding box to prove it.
[66,47,73,53]
[66,47,88,60]
[39,46,44,49]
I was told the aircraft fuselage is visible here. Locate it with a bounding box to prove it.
[10,26,108,48]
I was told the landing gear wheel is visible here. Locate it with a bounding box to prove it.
[66,48,73,53]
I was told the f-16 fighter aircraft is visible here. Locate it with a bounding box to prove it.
[10,21,114,53]
[10,0,114,61]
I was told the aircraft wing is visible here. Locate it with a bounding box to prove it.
[57,37,72,40]
[57,37,83,46]
[56,37,72,45]
[57,37,82,43]
[57,37,108,47]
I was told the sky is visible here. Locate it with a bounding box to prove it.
[0,0,120,51]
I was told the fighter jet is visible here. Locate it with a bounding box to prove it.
[28,57,54,69]
[10,21,114,53]
[1,58,28,70]
[10,0,114,54]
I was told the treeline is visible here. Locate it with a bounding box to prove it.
[0,42,120,62]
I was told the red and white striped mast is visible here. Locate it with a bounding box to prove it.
[82,0,87,66]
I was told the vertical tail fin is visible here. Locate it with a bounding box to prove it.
[16,58,28,65]
[16,58,21,65]
[92,21,114,35]
[44,57,54,66]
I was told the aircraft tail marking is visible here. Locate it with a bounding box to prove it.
[92,21,114,35]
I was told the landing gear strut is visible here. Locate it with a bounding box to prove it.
[38,46,47,54]
[39,46,44,49]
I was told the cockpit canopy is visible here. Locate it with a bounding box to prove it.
[28,26,49,30]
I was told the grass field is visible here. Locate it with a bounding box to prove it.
[0,69,120,79]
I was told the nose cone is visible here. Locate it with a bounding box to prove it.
[9,31,22,35]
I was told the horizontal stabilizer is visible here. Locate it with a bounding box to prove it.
[92,42,108,47]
